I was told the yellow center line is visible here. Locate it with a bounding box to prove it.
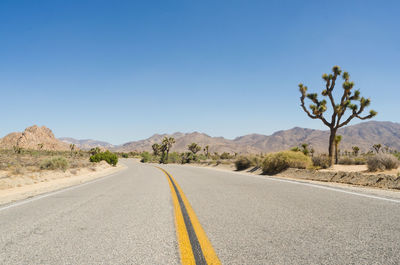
[156,167,222,265]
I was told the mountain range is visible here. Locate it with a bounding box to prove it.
[62,121,400,154]
[1,121,399,154]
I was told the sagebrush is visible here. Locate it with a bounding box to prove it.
[40,157,69,171]
[367,154,399,172]
[312,155,331,169]
[262,151,312,175]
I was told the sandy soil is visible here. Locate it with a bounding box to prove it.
[179,162,400,198]
[0,161,126,205]
[320,164,399,175]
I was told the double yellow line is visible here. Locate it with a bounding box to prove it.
[157,167,221,265]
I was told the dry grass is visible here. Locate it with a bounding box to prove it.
[0,149,92,176]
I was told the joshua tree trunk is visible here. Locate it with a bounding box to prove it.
[328,129,336,166]
[335,144,339,164]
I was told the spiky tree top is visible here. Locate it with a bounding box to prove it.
[188,143,201,154]
[299,66,377,130]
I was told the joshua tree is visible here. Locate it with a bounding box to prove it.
[383,146,390,153]
[161,137,175,163]
[373,144,382,154]
[89,147,101,156]
[301,143,310,156]
[299,66,377,165]
[334,135,342,164]
[13,145,22,154]
[203,145,210,159]
[352,146,360,157]
[188,143,201,155]
[152,143,161,156]
[70,144,76,156]
[291,143,310,156]
[310,148,315,157]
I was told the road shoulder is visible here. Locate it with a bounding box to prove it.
[0,162,126,206]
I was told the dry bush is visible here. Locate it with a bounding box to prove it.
[0,149,92,174]
[338,156,366,165]
[312,155,331,169]
[234,157,253,171]
[367,154,399,172]
[40,157,69,171]
[262,151,312,175]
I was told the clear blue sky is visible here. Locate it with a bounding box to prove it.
[1,0,399,144]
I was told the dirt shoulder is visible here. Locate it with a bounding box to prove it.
[176,161,400,194]
[0,161,126,206]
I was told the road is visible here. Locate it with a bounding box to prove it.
[1,159,400,264]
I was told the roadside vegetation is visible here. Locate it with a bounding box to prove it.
[89,150,118,166]
[262,151,312,175]
[0,147,120,176]
[137,136,400,176]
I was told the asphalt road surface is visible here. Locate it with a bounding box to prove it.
[1,159,400,264]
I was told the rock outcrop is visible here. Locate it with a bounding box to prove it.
[0,125,70,151]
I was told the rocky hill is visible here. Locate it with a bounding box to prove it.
[0,125,70,151]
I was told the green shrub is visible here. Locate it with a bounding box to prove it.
[121,153,129,158]
[90,151,118,166]
[234,157,253,171]
[312,155,331,169]
[262,151,312,175]
[40,157,69,171]
[197,154,207,161]
[367,153,399,172]
[140,152,153,163]
[168,152,182,164]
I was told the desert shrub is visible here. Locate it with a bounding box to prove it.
[90,151,118,166]
[40,157,69,171]
[220,152,232,160]
[121,153,129,158]
[353,157,366,165]
[234,157,253,170]
[312,155,331,169]
[140,152,153,163]
[338,156,354,165]
[367,153,399,172]
[168,152,182,164]
[197,154,207,161]
[262,151,312,175]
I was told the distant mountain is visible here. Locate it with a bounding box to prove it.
[116,132,260,153]
[0,125,69,151]
[3,121,398,154]
[113,121,400,154]
[234,121,400,153]
[59,138,115,150]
